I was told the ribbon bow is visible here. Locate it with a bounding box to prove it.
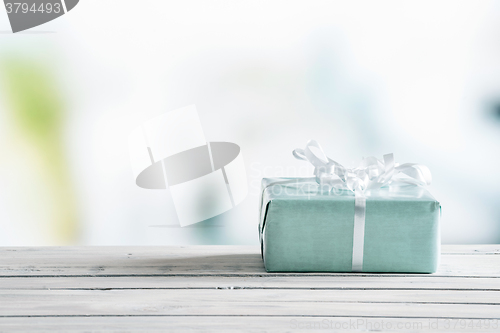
[292,140,432,272]
[292,140,432,193]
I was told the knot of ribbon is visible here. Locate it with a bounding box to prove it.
[292,139,432,272]
[292,139,432,194]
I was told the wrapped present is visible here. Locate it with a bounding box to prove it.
[259,140,441,273]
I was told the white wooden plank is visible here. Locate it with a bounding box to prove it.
[1,245,497,258]
[0,275,499,291]
[0,289,499,318]
[4,288,499,305]
[1,245,498,332]
[440,245,500,254]
[0,246,499,277]
[2,316,499,333]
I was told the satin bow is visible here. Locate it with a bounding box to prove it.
[292,140,432,193]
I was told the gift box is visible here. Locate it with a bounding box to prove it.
[259,140,441,273]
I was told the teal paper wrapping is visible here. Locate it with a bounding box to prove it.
[259,178,441,273]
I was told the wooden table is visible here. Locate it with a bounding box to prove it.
[0,245,499,332]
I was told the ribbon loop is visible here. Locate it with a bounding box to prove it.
[292,140,343,188]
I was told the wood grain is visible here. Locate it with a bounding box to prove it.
[0,245,499,277]
[2,316,499,333]
[1,275,500,291]
[0,245,499,332]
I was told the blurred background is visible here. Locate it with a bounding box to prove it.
[0,0,499,245]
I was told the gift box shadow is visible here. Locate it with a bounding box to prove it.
[78,253,268,275]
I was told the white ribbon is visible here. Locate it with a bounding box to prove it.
[293,140,432,272]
